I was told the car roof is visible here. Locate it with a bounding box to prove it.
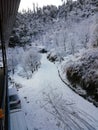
[9,87,18,96]
[10,110,28,130]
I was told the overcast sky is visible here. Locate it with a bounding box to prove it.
[19,0,63,11]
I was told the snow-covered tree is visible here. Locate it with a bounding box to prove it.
[7,48,20,74]
[21,49,41,77]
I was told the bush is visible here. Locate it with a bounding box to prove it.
[47,51,64,62]
[21,49,41,78]
[66,49,98,106]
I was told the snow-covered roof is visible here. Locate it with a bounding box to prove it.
[9,87,18,96]
[10,110,28,130]
[0,0,20,45]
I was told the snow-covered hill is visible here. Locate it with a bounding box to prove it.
[4,1,98,129]
[6,0,98,107]
[9,0,98,48]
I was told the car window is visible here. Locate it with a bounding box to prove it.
[9,95,18,102]
[10,103,18,108]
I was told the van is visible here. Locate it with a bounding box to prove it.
[10,110,28,130]
[9,87,28,130]
[9,87,21,111]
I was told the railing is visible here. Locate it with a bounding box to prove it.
[0,0,20,130]
[0,67,10,130]
[0,17,10,129]
[0,48,10,130]
[0,0,20,129]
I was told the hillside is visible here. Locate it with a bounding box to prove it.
[9,0,98,48]
[7,0,98,107]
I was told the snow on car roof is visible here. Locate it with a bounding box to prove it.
[10,110,28,130]
[9,87,18,96]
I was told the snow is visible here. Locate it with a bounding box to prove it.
[11,54,98,130]
[59,48,98,106]
[6,1,98,129]
[10,110,28,130]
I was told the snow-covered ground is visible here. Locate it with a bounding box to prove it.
[11,54,98,130]
[0,1,96,129]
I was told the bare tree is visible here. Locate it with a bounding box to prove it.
[8,49,19,74]
[33,3,36,13]
[63,31,66,51]
[21,49,41,78]
[69,33,75,55]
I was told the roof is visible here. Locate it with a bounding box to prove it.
[0,0,20,45]
[9,87,18,96]
[10,110,28,130]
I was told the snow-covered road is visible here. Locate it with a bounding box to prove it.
[14,54,98,130]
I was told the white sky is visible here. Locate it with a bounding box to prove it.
[19,0,63,11]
